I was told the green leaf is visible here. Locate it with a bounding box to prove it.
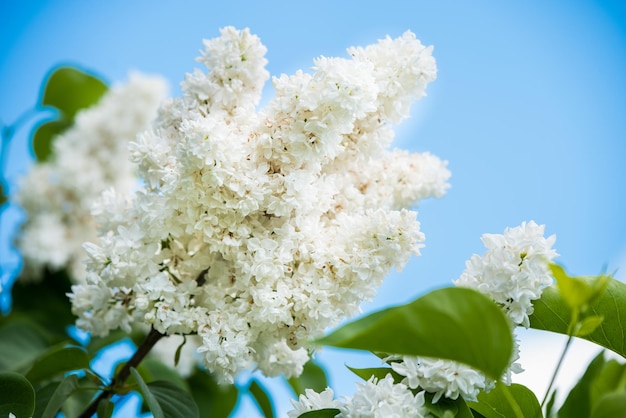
[249,379,275,418]
[0,320,50,373]
[137,358,189,391]
[187,369,238,418]
[33,381,59,418]
[424,392,474,418]
[174,336,186,368]
[130,367,199,418]
[288,360,329,396]
[558,351,606,418]
[550,264,593,311]
[315,287,513,380]
[544,389,557,418]
[32,119,70,162]
[41,374,80,418]
[0,372,35,418]
[575,315,605,337]
[298,409,341,418]
[590,392,626,418]
[589,359,626,407]
[59,376,99,418]
[345,366,403,383]
[530,276,626,358]
[40,66,107,121]
[97,399,115,418]
[25,346,90,385]
[468,383,542,418]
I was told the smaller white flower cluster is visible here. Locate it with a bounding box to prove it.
[287,222,557,416]
[389,221,557,402]
[14,73,168,282]
[288,375,431,418]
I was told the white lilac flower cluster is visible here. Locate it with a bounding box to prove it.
[288,375,431,418]
[390,222,557,402]
[69,27,450,383]
[14,73,168,283]
[287,221,557,416]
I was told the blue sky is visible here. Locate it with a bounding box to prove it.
[1,1,625,416]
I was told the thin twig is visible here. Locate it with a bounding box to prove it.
[541,335,573,408]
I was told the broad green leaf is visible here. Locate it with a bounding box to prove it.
[424,392,474,418]
[544,389,557,418]
[0,372,35,418]
[41,374,80,418]
[187,369,239,418]
[468,383,541,418]
[558,351,606,418]
[346,366,403,383]
[97,399,115,418]
[530,277,626,358]
[40,66,107,121]
[33,381,58,418]
[298,409,341,418]
[8,268,74,341]
[0,320,50,372]
[576,315,605,337]
[589,359,626,407]
[550,264,593,311]
[59,376,99,418]
[316,287,513,380]
[26,346,90,385]
[130,368,198,418]
[131,367,164,418]
[590,392,626,418]
[288,360,329,396]
[249,379,275,418]
[32,119,70,161]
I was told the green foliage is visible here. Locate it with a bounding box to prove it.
[32,66,107,161]
[97,399,115,418]
[346,365,403,382]
[468,383,542,418]
[40,374,80,418]
[298,409,341,418]
[316,287,514,380]
[25,346,90,385]
[424,392,474,418]
[0,372,35,418]
[590,392,626,418]
[0,319,51,373]
[288,360,330,396]
[187,369,239,418]
[130,367,199,418]
[530,272,626,357]
[249,379,275,418]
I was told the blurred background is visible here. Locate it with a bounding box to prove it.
[1,0,625,416]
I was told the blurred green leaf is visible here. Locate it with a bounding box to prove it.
[468,383,542,418]
[249,379,275,418]
[530,276,626,358]
[33,381,59,418]
[575,315,605,337]
[298,409,341,418]
[558,351,606,418]
[424,392,474,418]
[131,367,198,418]
[288,360,329,396]
[25,346,90,385]
[0,372,35,418]
[60,376,99,418]
[315,287,513,380]
[590,359,626,407]
[32,119,70,162]
[97,399,115,418]
[0,319,50,373]
[187,369,239,418]
[136,358,188,391]
[551,264,593,311]
[40,67,107,121]
[590,392,626,418]
[41,374,80,418]
[345,366,402,383]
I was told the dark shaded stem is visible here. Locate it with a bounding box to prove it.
[78,327,165,418]
[541,335,573,408]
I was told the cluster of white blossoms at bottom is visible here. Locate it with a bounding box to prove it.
[288,375,431,418]
[14,73,168,283]
[288,221,557,416]
[70,27,450,383]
